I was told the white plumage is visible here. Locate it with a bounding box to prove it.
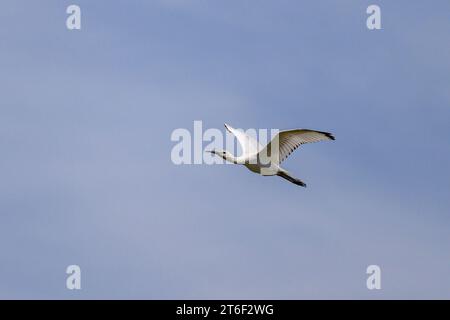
[208,124,335,187]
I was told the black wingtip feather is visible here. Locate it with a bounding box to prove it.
[321,131,335,141]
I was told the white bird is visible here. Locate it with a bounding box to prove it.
[208,124,335,187]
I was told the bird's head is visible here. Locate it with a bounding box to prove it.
[207,149,232,161]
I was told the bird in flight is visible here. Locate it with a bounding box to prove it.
[208,124,335,187]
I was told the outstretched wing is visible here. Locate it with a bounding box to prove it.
[224,123,262,156]
[258,129,335,164]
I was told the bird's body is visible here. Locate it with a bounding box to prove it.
[209,124,335,187]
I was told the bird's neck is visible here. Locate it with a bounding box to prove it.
[224,154,239,164]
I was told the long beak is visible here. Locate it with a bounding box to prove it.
[205,150,214,154]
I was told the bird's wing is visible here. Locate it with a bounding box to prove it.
[224,123,261,156]
[258,129,335,164]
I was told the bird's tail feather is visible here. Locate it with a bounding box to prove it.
[277,171,307,187]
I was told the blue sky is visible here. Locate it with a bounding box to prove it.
[0,0,449,299]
